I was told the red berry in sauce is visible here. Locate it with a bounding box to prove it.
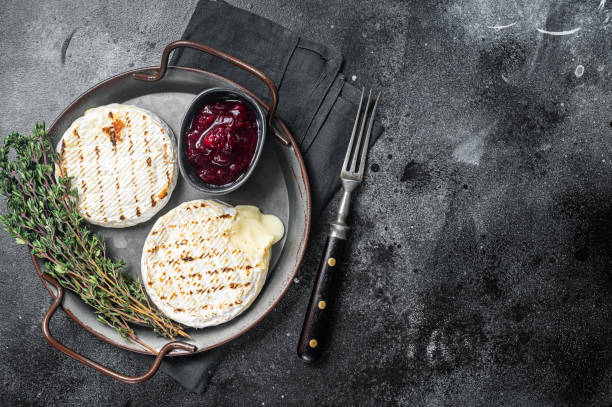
[186,100,258,186]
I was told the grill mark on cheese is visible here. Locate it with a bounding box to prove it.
[131,169,138,196]
[102,116,125,147]
[88,124,100,221]
[95,168,107,220]
[77,150,86,206]
[60,140,66,161]
[123,130,139,219]
[129,155,138,205]
[111,120,124,221]
[143,136,156,207]
[153,246,224,267]
[146,157,152,167]
[230,282,250,289]
[158,177,170,200]
[147,232,226,253]
[156,269,242,285]
[144,136,151,153]
[125,127,140,214]
[165,286,249,313]
[142,201,270,327]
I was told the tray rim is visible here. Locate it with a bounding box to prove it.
[35,65,312,356]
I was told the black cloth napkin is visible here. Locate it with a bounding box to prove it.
[147,0,383,393]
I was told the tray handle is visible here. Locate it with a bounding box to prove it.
[38,269,196,384]
[133,40,288,145]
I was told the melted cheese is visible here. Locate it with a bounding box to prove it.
[229,205,284,259]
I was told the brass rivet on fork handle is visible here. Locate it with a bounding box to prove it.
[297,89,381,363]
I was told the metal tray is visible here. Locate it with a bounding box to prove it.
[34,41,311,383]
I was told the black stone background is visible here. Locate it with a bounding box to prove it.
[0,0,611,405]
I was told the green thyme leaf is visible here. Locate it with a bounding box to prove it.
[0,124,188,342]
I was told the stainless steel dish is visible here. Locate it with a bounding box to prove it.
[34,40,311,383]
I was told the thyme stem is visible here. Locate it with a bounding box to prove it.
[0,124,189,341]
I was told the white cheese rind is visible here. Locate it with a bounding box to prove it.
[141,200,271,328]
[57,104,177,228]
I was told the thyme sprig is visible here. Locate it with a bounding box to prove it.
[0,123,189,345]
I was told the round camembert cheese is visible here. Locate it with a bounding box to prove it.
[141,200,284,328]
[57,103,177,227]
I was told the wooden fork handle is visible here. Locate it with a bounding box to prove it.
[297,235,346,362]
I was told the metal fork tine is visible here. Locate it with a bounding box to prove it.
[342,88,365,172]
[349,89,372,173]
[357,92,381,176]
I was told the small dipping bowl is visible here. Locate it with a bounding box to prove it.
[178,87,267,195]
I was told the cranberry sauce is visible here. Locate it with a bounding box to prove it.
[185,100,258,186]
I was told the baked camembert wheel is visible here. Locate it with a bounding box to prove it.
[57,103,177,227]
[141,200,284,328]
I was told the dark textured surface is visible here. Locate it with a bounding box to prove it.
[1,0,611,405]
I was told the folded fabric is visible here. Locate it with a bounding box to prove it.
[139,0,384,392]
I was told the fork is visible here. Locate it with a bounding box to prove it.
[297,89,380,362]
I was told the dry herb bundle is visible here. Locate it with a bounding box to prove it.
[0,123,188,347]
